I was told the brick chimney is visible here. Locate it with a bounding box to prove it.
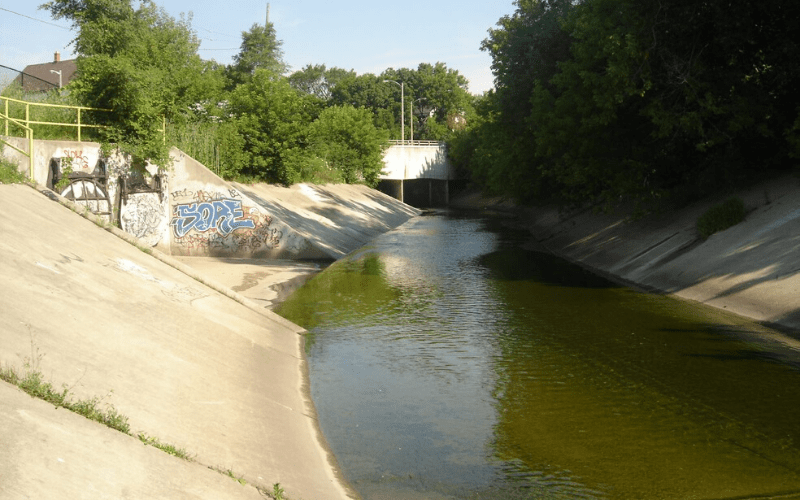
[54,51,61,63]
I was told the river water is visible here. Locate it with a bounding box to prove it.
[276,210,800,499]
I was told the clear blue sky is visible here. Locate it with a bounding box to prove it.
[0,1,515,95]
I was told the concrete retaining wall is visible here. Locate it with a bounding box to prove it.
[2,138,418,260]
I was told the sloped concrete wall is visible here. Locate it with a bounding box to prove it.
[166,150,329,259]
[3,138,418,260]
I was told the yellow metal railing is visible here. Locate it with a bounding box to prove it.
[1,96,111,180]
[0,113,34,179]
[1,96,110,142]
[1,96,168,181]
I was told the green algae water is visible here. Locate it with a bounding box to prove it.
[276,211,800,499]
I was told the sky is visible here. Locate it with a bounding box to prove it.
[0,1,516,95]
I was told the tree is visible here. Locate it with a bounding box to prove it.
[40,0,215,167]
[396,63,472,140]
[482,0,574,127]
[228,22,287,85]
[309,105,389,185]
[456,0,800,208]
[227,69,320,184]
[330,73,397,133]
[289,64,355,101]
[449,0,575,201]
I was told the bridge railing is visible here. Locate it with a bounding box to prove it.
[388,140,442,147]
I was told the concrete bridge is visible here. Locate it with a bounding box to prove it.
[378,140,455,207]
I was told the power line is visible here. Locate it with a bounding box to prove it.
[0,7,71,30]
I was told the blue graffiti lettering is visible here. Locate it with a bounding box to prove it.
[171,199,255,238]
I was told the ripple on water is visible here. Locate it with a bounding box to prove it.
[277,211,800,499]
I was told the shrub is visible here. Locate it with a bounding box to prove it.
[0,157,26,184]
[696,197,746,238]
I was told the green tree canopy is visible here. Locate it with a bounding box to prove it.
[227,69,320,184]
[288,64,356,101]
[451,0,800,207]
[40,0,218,167]
[309,105,389,186]
[228,22,287,86]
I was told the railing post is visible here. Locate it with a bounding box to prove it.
[28,129,34,181]
[77,108,82,141]
[4,99,8,136]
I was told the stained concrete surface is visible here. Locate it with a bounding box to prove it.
[452,172,800,342]
[6,169,800,499]
[0,183,382,500]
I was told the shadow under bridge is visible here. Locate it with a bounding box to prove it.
[378,141,455,208]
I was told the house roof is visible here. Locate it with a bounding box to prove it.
[16,53,77,92]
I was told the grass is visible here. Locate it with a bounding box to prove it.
[0,363,131,434]
[208,465,249,486]
[696,196,746,238]
[138,433,194,461]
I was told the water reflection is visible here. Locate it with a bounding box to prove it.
[276,211,800,499]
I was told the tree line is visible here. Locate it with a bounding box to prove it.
[449,0,800,208]
[33,0,472,186]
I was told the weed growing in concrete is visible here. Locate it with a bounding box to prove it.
[0,157,26,184]
[54,159,74,192]
[0,363,130,434]
[138,433,194,461]
[209,465,247,486]
[696,197,746,238]
[272,483,286,500]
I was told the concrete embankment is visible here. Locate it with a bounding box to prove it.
[0,180,418,499]
[453,173,800,340]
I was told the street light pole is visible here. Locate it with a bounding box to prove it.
[383,79,404,145]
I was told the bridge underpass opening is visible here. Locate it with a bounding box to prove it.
[377,178,452,208]
[380,142,456,208]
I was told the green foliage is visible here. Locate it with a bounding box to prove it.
[330,63,472,141]
[228,69,320,184]
[55,159,74,191]
[309,105,389,186]
[0,157,26,184]
[272,483,286,500]
[41,0,219,167]
[330,73,397,132]
[696,197,746,239]
[35,0,470,188]
[453,0,800,207]
[0,362,130,434]
[1,85,97,141]
[289,64,355,101]
[227,22,288,86]
[138,433,194,460]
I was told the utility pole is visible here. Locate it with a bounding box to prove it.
[266,3,270,25]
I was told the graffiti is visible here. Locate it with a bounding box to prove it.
[172,215,293,255]
[170,188,194,200]
[170,189,241,202]
[120,193,167,246]
[231,221,283,251]
[171,199,255,238]
[62,149,90,171]
[175,234,212,251]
